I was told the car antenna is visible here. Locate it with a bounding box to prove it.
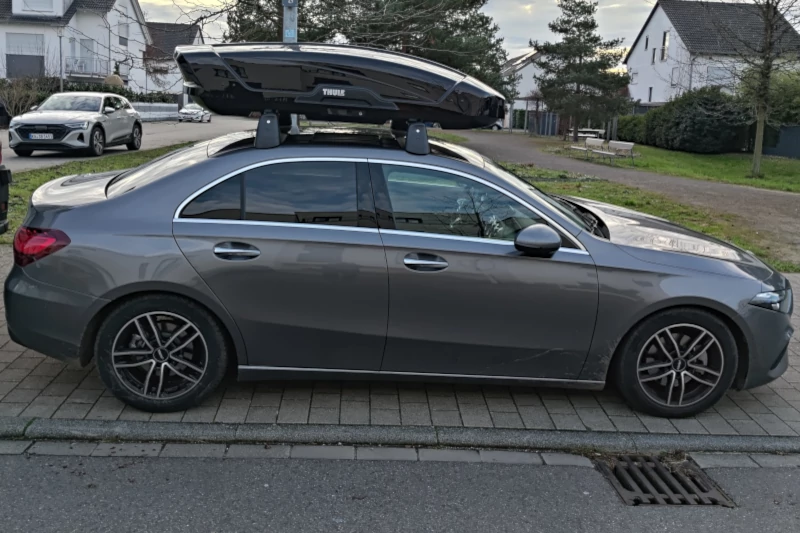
[254,111,281,149]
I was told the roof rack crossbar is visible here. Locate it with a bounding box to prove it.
[255,112,281,149]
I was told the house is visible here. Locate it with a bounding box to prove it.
[143,22,203,98]
[623,0,800,104]
[501,49,542,127]
[0,0,152,91]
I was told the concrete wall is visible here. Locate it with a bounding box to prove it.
[131,102,178,122]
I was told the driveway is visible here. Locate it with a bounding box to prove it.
[457,130,800,264]
[1,116,255,173]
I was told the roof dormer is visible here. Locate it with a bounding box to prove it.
[11,0,67,17]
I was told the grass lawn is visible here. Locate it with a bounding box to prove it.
[503,162,800,273]
[541,139,800,193]
[1,143,190,245]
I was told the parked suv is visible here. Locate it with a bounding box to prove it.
[8,92,142,157]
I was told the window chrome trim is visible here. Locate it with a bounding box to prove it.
[379,229,589,255]
[174,218,379,233]
[173,157,369,220]
[368,158,587,251]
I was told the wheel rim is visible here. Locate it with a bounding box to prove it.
[93,131,103,153]
[133,127,141,147]
[636,324,724,408]
[111,312,208,400]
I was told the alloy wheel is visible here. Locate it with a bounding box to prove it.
[132,126,141,148]
[636,324,724,408]
[93,130,104,154]
[111,312,208,400]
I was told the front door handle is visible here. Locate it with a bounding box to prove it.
[214,242,260,260]
[403,253,449,272]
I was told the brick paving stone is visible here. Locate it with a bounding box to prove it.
[282,387,313,400]
[29,363,65,377]
[714,404,752,420]
[52,403,92,420]
[161,444,226,458]
[20,395,65,418]
[751,413,798,436]
[28,442,97,456]
[2,388,39,404]
[370,408,401,426]
[511,392,542,407]
[490,411,524,428]
[77,374,105,390]
[150,411,186,423]
[0,403,26,417]
[0,440,33,455]
[430,410,462,427]
[542,399,575,415]
[768,406,800,422]
[568,394,601,409]
[277,399,310,424]
[399,388,428,403]
[419,448,480,463]
[485,397,517,413]
[425,384,455,396]
[370,383,398,395]
[0,382,15,395]
[214,399,251,423]
[480,450,543,464]
[226,444,291,458]
[85,397,126,421]
[729,419,767,436]
[400,403,431,426]
[482,387,512,399]
[599,401,635,417]
[8,358,40,370]
[53,370,91,385]
[750,454,800,468]
[671,418,709,435]
[118,406,153,422]
[734,399,772,415]
[609,416,648,433]
[291,445,355,460]
[518,406,555,430]
[66,389,103,404]
[550,414,586,431]
[92,443,164,457]
[370,394,399,410]
[428,395,458,411]
[455,390,486,405]
[753,393,791,408]
[636,415,678,434]
[223,384,254,400]
[311,393,341,409]
[40,382,78,397]
[357,447,418,461]
[0,351,20,363]
[691,453,758,469]
[313,382,342,393]
[16,376,53,390]
[695,413,738,435]
[251,392,282,407]
[340,401,369,425]
[459,403,493,427]
[341,387,369,402]
[308,407,340,424]
[575,407,615,432]
[541,453,593,467]
[242,406,277,424]
[776,388,800,402]
[0,368,31,382]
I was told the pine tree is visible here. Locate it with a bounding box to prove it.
[531,0,630,141]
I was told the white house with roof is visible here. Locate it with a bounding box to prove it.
[0,0,153,91]
[624,0,800,104]
[143,22,202,97]
[501,49,542,127]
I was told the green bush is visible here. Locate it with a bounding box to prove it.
[617,115,645,143]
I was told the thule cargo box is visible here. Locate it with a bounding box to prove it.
[174,43,505,129]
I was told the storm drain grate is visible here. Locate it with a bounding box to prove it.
[598,455,735,507]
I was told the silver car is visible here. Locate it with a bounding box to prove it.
[3,130,794,417]
[8,92,142,157]
[178,103,212,123]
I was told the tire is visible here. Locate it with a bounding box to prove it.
[612,308,737,418]
[95,294,230,413]
[87,126,105,157]
[14,149,33,157]
[126,123,142,151]
[492,124,501,131]
[207,115,211,123]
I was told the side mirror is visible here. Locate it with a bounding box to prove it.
[514,224,562,258]
[30,105,38,111]
[103,106,115,114]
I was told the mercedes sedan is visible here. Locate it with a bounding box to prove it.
[4,130,794,417]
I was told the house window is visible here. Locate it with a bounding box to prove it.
[629,69,637,85]
[651,47,657,64]
[21,0,53,11]
[661,31,669,61]
[644,36,649,50]
[671,67,680,87]
[648,87,653,102]
[707,67,734,89]
[5,33,45,78]
[118,5,129,46]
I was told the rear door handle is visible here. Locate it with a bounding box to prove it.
[214,242,260,260]
[403,253,448,272]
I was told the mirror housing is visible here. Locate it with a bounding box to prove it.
[514,224,562,258]
[103,106,115,114]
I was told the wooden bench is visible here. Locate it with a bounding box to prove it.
[607,140,636,165]
[570,137,606,158]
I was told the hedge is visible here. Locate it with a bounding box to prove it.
[617,87,748,154]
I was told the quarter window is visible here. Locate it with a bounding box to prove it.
[181,175,242,220]
[378,164,543,241]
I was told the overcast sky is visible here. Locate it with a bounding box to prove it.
[138,0,656,58]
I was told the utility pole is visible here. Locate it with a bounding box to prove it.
[283,0,300,134]
[56,26,64,92]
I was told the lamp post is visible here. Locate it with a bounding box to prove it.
[56,26,64,92]
[283,0,300,134]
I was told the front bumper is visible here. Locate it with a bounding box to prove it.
[4,266,106,363]
[178,114,204,122]
[739,304,794,389]
[8,126,92,151]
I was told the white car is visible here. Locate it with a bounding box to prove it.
[178,104,212,123]
[8,92,142,157]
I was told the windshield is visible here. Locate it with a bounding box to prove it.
[482,159,592,232]
[184,104,202,111]
[38,94,102,112]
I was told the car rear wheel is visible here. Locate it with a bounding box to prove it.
[14,149,33,157]
[491,124,501,130]
[95,295,229,412]
[87,127,105,157]
[126,124,142,151]
[612,308,737,418]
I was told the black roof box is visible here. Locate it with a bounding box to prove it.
[174,43,505,130]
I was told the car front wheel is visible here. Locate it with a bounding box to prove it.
[95,295,229,412]
[612,308,737,418]
[87,127,105,157]
[127,123,142,151]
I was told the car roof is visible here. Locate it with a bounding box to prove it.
[52,92,128,99]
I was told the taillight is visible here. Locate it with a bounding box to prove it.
[13,227,71,267]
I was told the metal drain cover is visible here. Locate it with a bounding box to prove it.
[598,455,735,507]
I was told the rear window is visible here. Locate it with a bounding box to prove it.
[106,144,209,197]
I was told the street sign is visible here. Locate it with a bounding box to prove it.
[284,29,296,39]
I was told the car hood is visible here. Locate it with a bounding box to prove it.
[14,110,100,123]
[180,109,202,113]
[567,196,778,281]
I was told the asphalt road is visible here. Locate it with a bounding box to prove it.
[0,455,798,533]
[0,115,256,173]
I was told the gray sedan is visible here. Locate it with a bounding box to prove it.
[4,131,794,417]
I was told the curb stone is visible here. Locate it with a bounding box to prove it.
[6,417,800,454]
